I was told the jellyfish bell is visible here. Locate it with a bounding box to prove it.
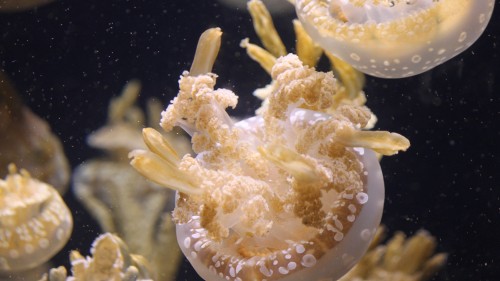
[141,104,388,281]
[175,126,385,281]
[295,0,496,78]
[329,0,437,24]
[0,164,73,272]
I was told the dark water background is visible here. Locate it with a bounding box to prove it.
[0,0,499,280]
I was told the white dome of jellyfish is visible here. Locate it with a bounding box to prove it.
[295,0,495,78]
[131,28,410,281]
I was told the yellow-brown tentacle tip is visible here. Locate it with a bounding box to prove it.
[258,144,323,183]
[189,28,222,76]
[247,0,287,58]
[336,126,410,155]
[240,38,276,75]
[129,128,201,195]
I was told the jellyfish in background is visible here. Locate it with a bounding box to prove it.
[72,80,184,281]
[40,233,154,281]
[0,71,70,194]
[130,28,410,281]
[0,0,56,12]
[0,164,73,274]
[295,0,495,78]
[338,227,447,281]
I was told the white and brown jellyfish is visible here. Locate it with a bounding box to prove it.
[130,28,410,281]
[294,0,495,78]
[0,164,73,273]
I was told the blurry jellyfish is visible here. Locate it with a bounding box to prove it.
[72,80,184,281]
[40,233,153,281]
[339,227,447,281]
[0,0,55,12]
[0,71,70,194]
[0,164,73,273]
[295,0,496,78]
[130,28,410,281]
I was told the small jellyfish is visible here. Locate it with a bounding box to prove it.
[295,0,495,78]
[40,233,154,281]
[0,164,73,273]
[131,28,410,281]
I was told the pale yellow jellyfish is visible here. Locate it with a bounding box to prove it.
[40,233,154,281]
[339,226,447,281]
[72,80,184,281]
[0,164,73,273]
[130,28,410,281]
[294,0,495,78]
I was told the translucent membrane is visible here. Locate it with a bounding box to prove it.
[296,0,495,78]
[176,142,385,281]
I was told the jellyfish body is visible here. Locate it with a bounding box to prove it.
[175,116,385,280]
[295,0,495,78]
[146,104,386,281]
[131,57,408,281]
[130,29,410,281]
[0,165,73,272]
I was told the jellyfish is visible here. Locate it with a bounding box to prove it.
[0,0,55,12]
[0,70,70,194]
[40,233,154,281]
[73,80,184,281]
[338,227,447,281]
[0,164,73,273]
[294,0,495,78]
[130,28,410,281]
